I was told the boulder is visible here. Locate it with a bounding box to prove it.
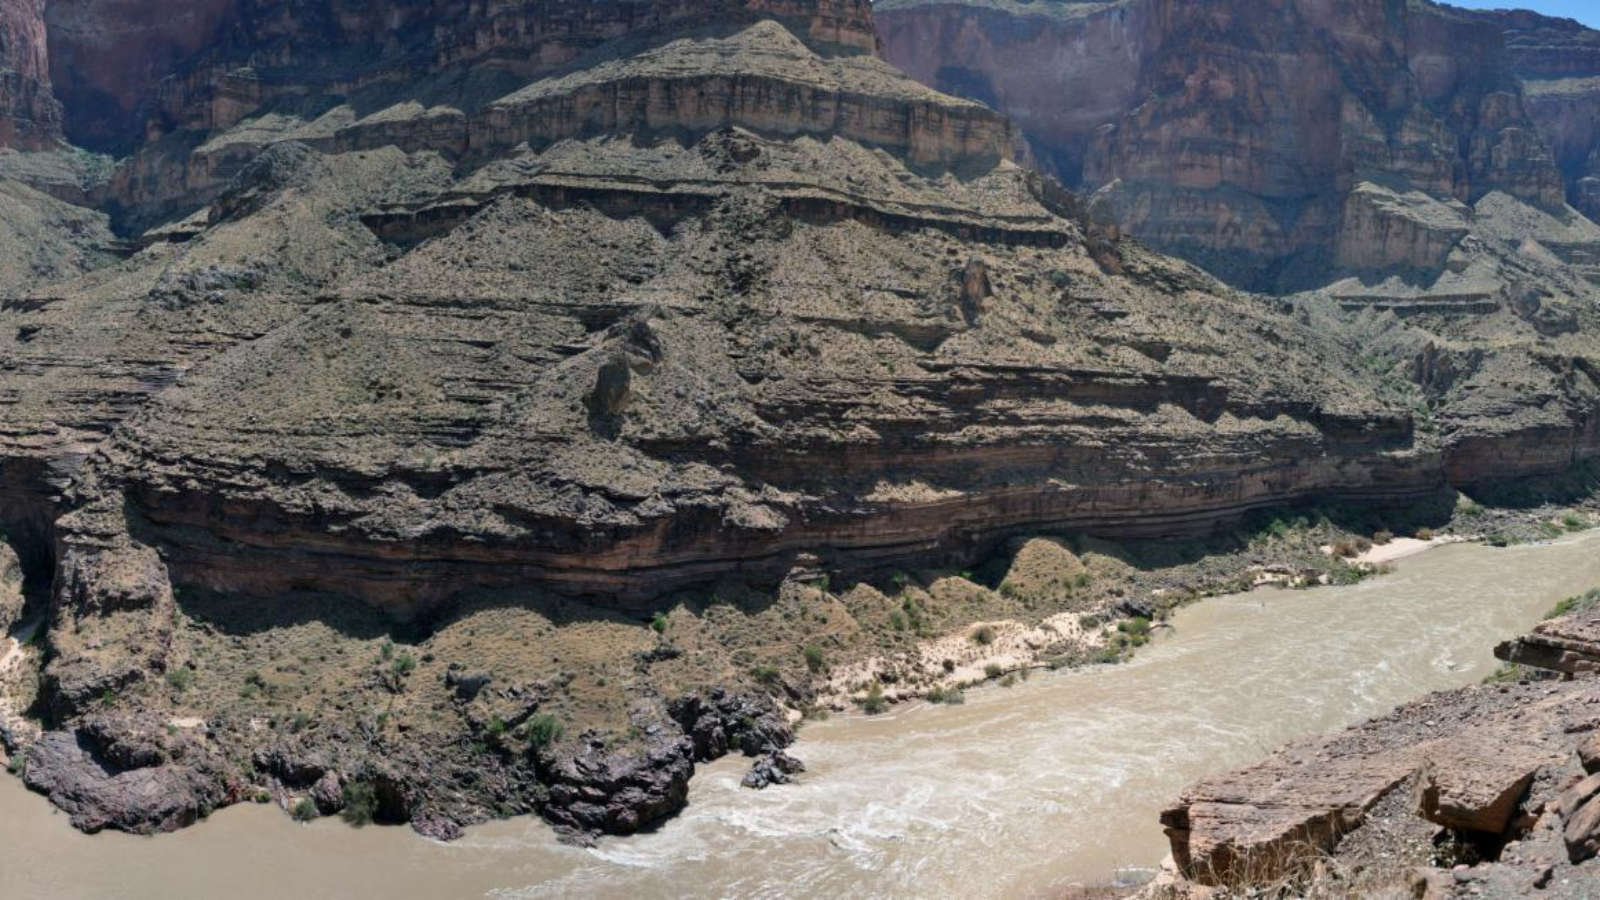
[741,750,805,790]
[1413,749,1538,835]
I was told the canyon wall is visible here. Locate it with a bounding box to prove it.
[0,0,59,149]
[877,0,1573,287]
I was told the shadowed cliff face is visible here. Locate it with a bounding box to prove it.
[38,0,878,156]
[878,0,1569,287]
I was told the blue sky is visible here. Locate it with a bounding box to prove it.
[1449,1,1600,27]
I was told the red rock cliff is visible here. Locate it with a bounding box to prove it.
[0,0,59,149]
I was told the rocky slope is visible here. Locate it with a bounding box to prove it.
[0,0,1596,849]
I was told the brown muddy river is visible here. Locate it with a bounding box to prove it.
[5,533,1600,900]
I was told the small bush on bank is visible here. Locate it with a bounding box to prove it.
[1373,529,1394,546]
[860,684,888,715]
[926,686,966,705]
[291,797,318,822]
[341,782,379,826]
[1547,589,1600,620]
[983,663,1004,680]
[1414,527,1434,542]
[970,625,997,646]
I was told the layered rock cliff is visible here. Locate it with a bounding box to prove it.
[1462,8,1600,222]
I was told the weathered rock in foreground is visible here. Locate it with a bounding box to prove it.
[1152,612,1600,898]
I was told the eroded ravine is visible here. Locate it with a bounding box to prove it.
[5,532,1600,900]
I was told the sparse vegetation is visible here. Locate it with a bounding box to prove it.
[291,797,318,822]
[926,685,966,705]
[166,667,194,692]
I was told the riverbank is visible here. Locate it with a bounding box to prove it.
[4,531,1600,899]
[1,497,1594,849]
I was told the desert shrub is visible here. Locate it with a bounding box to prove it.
[860,684,888,715]
[390,652,417,676]
[341,782,378,826]
[1373,529,1394,545]
[649,611,669,634]
[291,797,318,822]
[526,713,564,749]
[166,668,194,692]
[1414,527,1434,542]
[983,663,1004,680]
[803,645,826,672]
[970,625,997,646]
[926,686,966,705]
[751,664,781,684]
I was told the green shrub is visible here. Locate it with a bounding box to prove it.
[860,684,888,715]
[1414,527,1434,542]
[751,664,781,685]
[390,652,417,676]
[166,668,194,692]
[803,645,826,672]
[1563,513,1587,532]
[983,663,1004,680]
[526,713,564,749]
[926,686,966,705]
[1547,589,1600,620]
[5,755,24,777]
[649,611,669,634]
[999,674,1018,688]
[1373,529,1394,546]
[970,625,997,646]
[380,640,395,661]
[487,717,508,738]
[341,782,379,826]
[291,797,318,822]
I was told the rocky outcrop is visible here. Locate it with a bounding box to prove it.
[1496,606,1600,676]
[1159,680,1598,892]
[1153,610,1600,897]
